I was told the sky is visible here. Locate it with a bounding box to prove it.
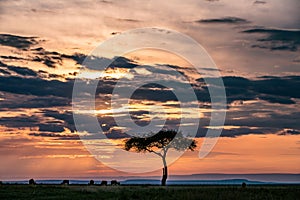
[0,0,300,180]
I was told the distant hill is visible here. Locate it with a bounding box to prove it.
[169,174,300,183]
[121,179,275,185]
[2,173,299,185]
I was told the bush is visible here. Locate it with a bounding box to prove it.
[89,180,95,185]
[29,179,36,185]
[100,180,107,186]
[242,182,247,189]
[111,180,120,186]
[61,180,69,185]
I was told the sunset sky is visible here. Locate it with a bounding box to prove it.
[0,0,300,180]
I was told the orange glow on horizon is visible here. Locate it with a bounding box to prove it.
[0,132,299,179]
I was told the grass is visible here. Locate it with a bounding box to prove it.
[0,184,299,200]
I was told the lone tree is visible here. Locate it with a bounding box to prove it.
[124,129,196,186]
[29,178,36,185]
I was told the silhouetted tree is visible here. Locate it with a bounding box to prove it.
[111,180,120,185]
[89,180,95,185]
[100,180,108,186]
[61,180,69,185]
[124,130,196,186]
[29,179,36,185]
[242,182,247,189]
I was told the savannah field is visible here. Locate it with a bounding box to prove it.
[0,184,299,200]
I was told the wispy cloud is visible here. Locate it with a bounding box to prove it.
[0,33,39,50]
[196,17,250,24]
[253,0,266,5]
[243,28,300,51]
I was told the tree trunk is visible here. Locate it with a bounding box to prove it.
[161,157,168,186]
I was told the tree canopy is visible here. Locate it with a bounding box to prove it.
[124,129,196,154]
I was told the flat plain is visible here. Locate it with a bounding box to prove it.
[0,184,299,200]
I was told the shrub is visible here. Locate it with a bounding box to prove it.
[111,180,120,186]
[242,182,247,189]
[89,180,95,185]
[61,180,69,185]
[100,180,107,186]
[29,179,36,185]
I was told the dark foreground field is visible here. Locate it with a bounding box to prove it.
[0,185,299,200]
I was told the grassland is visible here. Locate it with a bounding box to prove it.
[0,184,299,200]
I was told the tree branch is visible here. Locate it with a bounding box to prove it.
[146,148,163,157]
[162,146,169,158]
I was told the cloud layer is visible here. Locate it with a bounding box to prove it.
[1,53,300,138]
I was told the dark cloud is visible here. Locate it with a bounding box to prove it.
[38,124,65,132]
[278,129,300,135]
[0,68,10,75]
[0,115,39,128]
[0,67,118,111]
[195,127,275,138]
[130,84,178,102]
[1,56,299,108]
[142,64,189,78]
[106,56,138,69]
[1,58,71,79]
[99,0,113,4]
[28,132,79,140]
[200,68,221,72]
[226,110,300,130]
[31,47,62,68]
[116,18,140,23]
[81,56,137,70]
[61,53,86,65]
[253,0,266,5]
[105,128,131,139]
[258,95,295,104]
[155,116,281,138]
[0,60,37,76]
[6,65,38,76]
[1,46,83,69]
[0,55,25,60]
[129,110,151,127]
[0,110,75,133]
[201,76,300,105]
[0,93,70,110]
[0,33,38,49]
[95,72,300,106]
[252,76,300,101]
[54,54,137,71]
[0,63,11,75]
[126,76,300,105]
[0,60,5,67]
[111,32,121,35]
[0,76,73,98]
[10,47,85,68]
[80,56,111,70]
[196,17,250,24]
[42,110,75,132]
[243,28,300,51]
[0,43,86,68]
[1,51,300,138]
[42,57,56,68]
[220,127,267,137]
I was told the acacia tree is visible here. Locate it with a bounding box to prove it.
[124,129,197,186]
